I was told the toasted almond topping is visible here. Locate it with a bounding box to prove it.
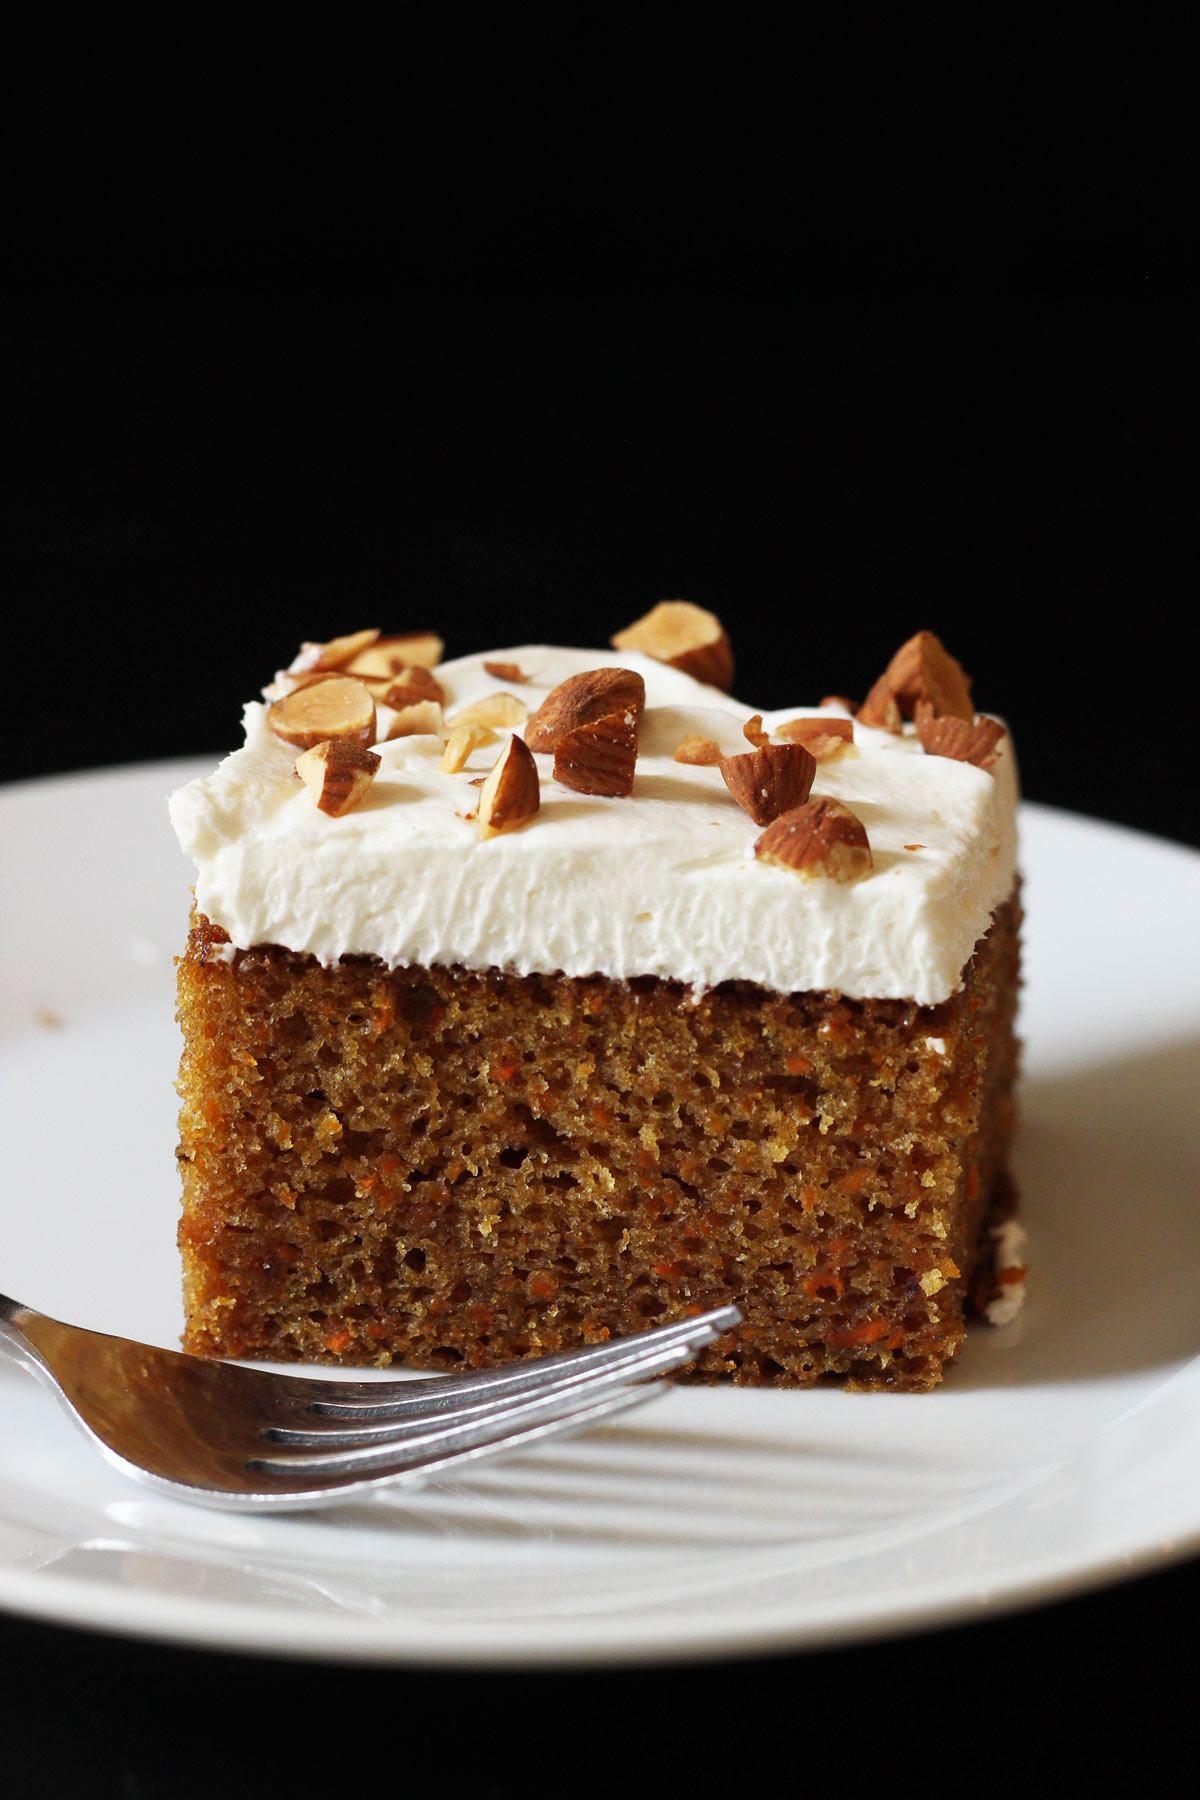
[343,631,445,679]
[904,843,926,851]
[719,742,816,826]
[337,671,397,700]
[439,724,493,773]
[755,798,873,881]
[610,600,734,691]
[384,699,444,740]
[856,674,903,732]
[742,714,770,748]
[554,709,638,796]
[268,676,377,749]
[447,692,529,733]
[477,735,540,838]
[271,668,348,697]
[888,630,973,721]
[294,740,381,816]
[775,716,854,761]
[914,704,1007,769]
[525,668,645,753]
[297,628,381,672]
[483,660,531,683]
[673,733,723,766]
[382,665,445,709]
[859,630,974,728]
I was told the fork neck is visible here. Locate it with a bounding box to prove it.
[0,1294,36,1333]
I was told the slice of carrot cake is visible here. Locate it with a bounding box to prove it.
[170,609,1021,1390]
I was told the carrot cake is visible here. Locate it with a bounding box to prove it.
[169,608,1022,1390]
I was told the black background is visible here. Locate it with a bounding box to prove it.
[3,20,1198,1791]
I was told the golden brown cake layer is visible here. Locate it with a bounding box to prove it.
[176,892,1020,1391]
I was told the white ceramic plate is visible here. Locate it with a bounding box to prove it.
[1,761,1198,1666]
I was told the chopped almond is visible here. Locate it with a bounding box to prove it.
[294,740,381,816]
[483,660,531,683]
[343,631,445,680]
[755,797,873,881]
[554,710,639,796]
[382,665,445,708]
[887,630,973,721]
[439,724,493,773]
[742,714,770,749]
[719,743,816,826]
[673,734,723,766]
[610,600,734,691]
[477,735,540,838]
[525,668,645,753]
[859,630,974,728]
[270,668,349,698]
[297,628,381,672]
[267,676,377,749]
[856,675,903,732]
[914,704,1007,770]
[447,693,529,733]
[383,699,444,739]
[774,716,854,762]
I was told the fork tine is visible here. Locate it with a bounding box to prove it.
[250,1335,699,1476]
[289,1303,741,1420]
[261,1328,708,1449]
[256,1382,664,1503]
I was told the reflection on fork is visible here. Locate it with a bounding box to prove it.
[0,1293,741,1513]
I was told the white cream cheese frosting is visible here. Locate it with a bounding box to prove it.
[168,645,1018,1005]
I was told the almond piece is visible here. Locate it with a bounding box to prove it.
[268,676,377,749]
[673,734,723,766]
[856,674,903,732]
[858,630,974,728]
[447,693,529,733]
[295,628,380,672]
[719,743,816,826]
[886,630,973,722]
[482,660,530,683]
[439,724,492,773]
[774,716,854,762]
[610,600,734,691]
[914,704,1007,770]
[755,798,873,881]
[382,665,445,708]
[270,668,348,698]
[294,740,381,816]
[554,710,638,796]
[384,699,444,739]
[742,714,770,749]
[477,735,540,838]
[343,631,445,680]
[525,668,645,753]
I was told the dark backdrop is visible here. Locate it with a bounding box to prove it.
[5,47,1199,848]
[8,299,1199,848]
[3,26,1198,1791]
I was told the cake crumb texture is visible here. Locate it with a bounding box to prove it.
[176,894,1020,1391]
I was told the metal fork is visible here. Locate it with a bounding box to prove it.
[0,1293,739,1512]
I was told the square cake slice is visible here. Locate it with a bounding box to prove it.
[170,613,1021,1390]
